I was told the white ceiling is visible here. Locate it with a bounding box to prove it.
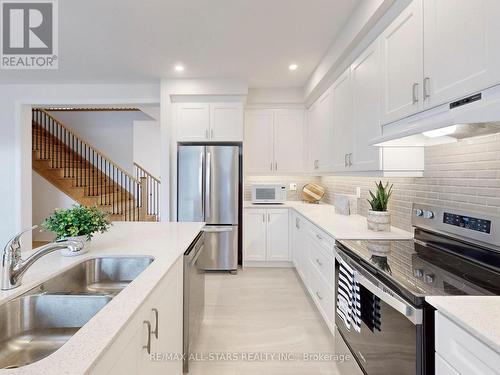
[0,0,360,88]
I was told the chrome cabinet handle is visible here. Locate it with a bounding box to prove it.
[316,258,323,266]
[205,129,209,139]
[210,129,214,138]
[151,308,159,339]
[424,77,430,99]
[316,234,323,241]
[262,213,265,223]
[295,218,300,229]
[412,83,419,104]
[275,162,277,171]
[344,154,348,167]
[268,213,271,222]
[349,153,353,167]
[270,162,273,171]
[143,320,152,354]
[314,160,319,169]
[316,291,323,300]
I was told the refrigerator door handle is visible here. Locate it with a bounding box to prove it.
[199,151,205,219]
[205,152,212,219]
[203,226,235,233]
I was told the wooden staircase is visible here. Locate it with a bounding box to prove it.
[32,109,160,222]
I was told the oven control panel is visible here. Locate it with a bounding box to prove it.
[443,212,491,234]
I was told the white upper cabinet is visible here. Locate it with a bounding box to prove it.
[351,39,383,171]
[244,110,274,174]
[331,68,353,171]
[380,0,423,125]
[176,103,210,142]
[210,103,244,141]
[308,88,334,173]
[177,102,243,142]
[244,109,306,175]
[423,0,500,108]
[273,110,306,174]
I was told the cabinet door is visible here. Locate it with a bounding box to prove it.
[423,0,500,108]
[351,39,383,171]
[244,209,267,261]
[292,213,307,282]
[380,0,423,124]
[308,88,334,173]
[210,103,243,141]
[266,209,290,261]
[331,68,353,171]
[273,109,306,174]
[176,103,210,142]
[244,110,274,174]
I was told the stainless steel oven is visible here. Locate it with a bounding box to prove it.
[333,203,500,375]
[183,232,205,373]
[334,246,426,375]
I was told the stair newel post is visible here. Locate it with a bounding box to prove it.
[139,176,147,221]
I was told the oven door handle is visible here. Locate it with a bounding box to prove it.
[335,246,422,325]
[354,272,422,325]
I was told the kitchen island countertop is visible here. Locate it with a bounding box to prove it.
[0,221,204,374]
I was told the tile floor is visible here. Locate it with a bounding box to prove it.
[189,268,343,374]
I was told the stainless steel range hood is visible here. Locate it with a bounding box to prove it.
[371,84,500,147]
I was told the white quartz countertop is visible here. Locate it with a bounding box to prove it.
[0,221,204,374]
[244,201,413,240]
[426,296,500,354]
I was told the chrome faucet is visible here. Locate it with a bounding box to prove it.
[1,226,84,290]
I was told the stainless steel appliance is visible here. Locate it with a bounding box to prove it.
[251,183,287,204]
[334,203,500,375]
[183,232,205,373]
[178,145,240,272]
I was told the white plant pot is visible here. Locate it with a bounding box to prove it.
[60,235,89,257]
[367,210,391,232]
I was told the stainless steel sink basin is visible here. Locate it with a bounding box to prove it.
[0,294,112,369]
[0,256,154,369]
[26,256,155,296]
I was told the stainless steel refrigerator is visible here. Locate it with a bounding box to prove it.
[177,145,240,272]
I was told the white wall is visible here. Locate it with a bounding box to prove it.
[133,106,161,178]
[32,171,76,242]
[0,83,160,250]
[246,88,304,107]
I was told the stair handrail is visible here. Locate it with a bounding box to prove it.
[133,162,161,184]
[37,109,139,184]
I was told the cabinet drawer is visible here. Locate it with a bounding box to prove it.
[309,235,334,287]
[308,261,334,325]
[308,225,335,252]
[435,312,500,375]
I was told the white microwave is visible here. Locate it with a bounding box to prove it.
[251,183,287,204]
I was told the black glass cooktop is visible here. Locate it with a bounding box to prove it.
[338,234,500,306]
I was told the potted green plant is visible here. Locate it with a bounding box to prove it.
[43,205,111,255]
[367,181,393,231]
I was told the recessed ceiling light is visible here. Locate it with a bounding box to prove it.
[174,64,185,72]
[289,64,298,71]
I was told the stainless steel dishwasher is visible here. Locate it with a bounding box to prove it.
[183,232,205,373]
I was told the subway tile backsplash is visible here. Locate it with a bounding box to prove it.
[321,133,500,231]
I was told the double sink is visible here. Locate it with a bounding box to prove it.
[0,256,154,369]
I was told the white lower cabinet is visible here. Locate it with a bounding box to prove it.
[244,208,290,263]
[90,257,183,375]
[435,311,500,375]
[291,211,335,333]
